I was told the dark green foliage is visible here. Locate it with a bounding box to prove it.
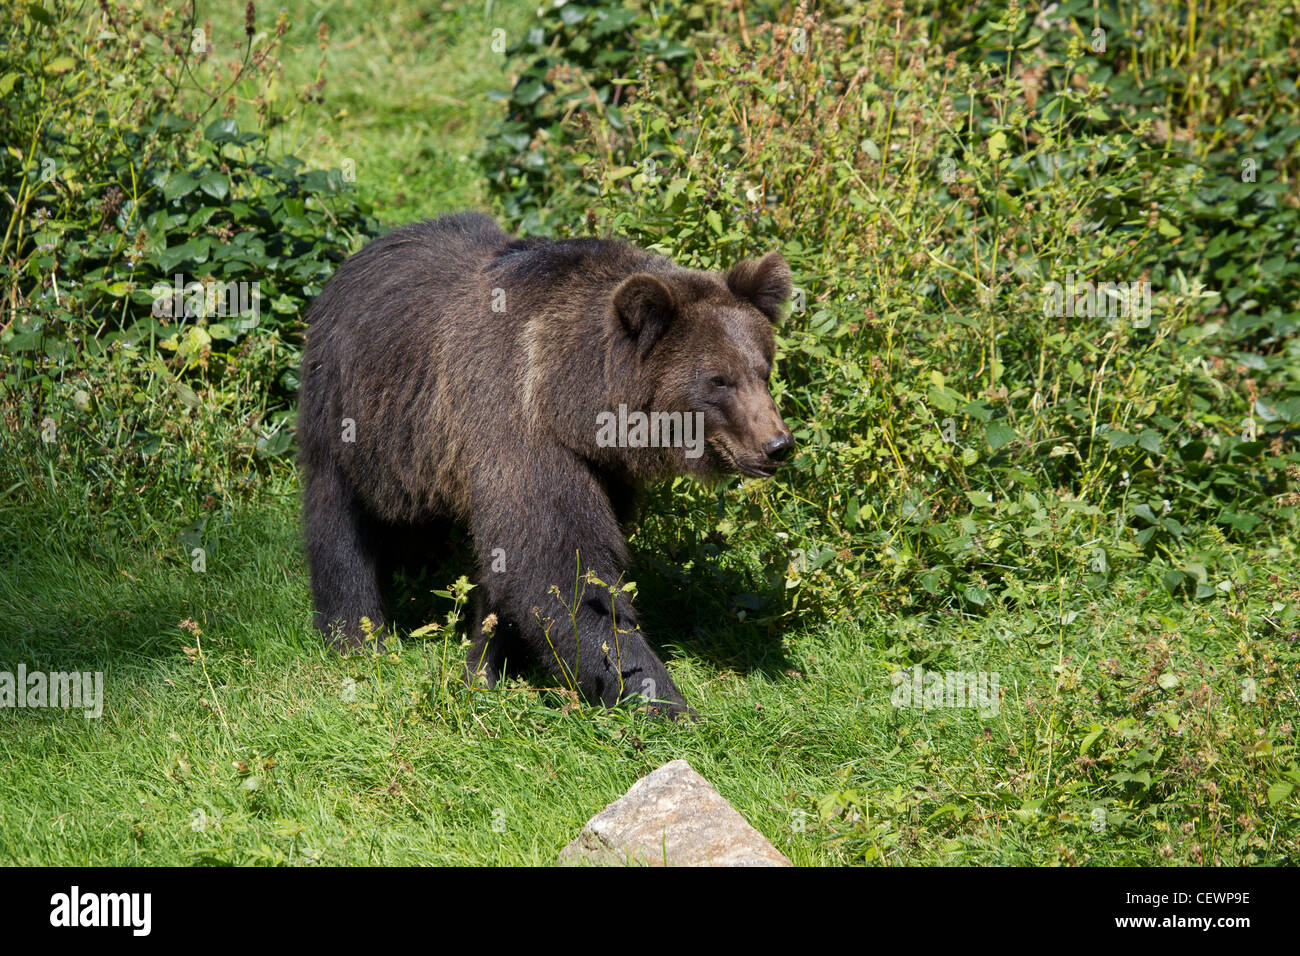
[481,0,1300,624]
[476,0,704,232]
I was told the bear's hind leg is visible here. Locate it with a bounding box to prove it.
[303,459,389,651]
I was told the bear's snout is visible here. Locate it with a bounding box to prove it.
[763,432,795,463]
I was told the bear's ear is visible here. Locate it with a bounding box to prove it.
[612,273,677,355]
[726,251,792,323]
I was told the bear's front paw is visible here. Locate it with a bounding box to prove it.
[624,680,697,721]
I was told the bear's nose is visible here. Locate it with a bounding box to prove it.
[763,433,795,462]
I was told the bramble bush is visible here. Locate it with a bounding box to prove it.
[477,0,708,232]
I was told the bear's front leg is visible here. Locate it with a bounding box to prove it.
[562,581,691,716]
[469,473,693,717]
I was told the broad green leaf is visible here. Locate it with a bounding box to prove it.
[986,422,1016,451]
[987,130,1007,162]
[1267,782,1294,805]
[163,172,199,200]
[1080,726,1105,755]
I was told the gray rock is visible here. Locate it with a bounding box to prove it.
[559,759,792,866]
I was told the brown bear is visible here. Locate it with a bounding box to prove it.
[298,211,794,715]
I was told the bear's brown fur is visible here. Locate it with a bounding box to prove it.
[298,211,794,714]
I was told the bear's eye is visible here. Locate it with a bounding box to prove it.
[709,375,732,389]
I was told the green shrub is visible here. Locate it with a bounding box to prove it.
[506,0,1300,624]
[1,0,378,528]
[476,0,706,233]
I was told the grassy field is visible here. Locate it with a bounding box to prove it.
[4,483,1296,865]
[207,0,540,223]
[2,0,1298,866]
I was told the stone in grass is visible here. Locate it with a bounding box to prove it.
[559,759,792,867]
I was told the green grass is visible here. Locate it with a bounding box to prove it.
[198,0,538,224]
[2,474,1297,865]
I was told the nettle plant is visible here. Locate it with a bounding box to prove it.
[541,1,1297,622]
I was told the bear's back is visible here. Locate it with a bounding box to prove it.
[490,235,655,288]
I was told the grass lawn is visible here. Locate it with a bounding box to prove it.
[201,0,540,223]
[3,465,1297,865]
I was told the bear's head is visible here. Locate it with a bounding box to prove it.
[610,251,796,480]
